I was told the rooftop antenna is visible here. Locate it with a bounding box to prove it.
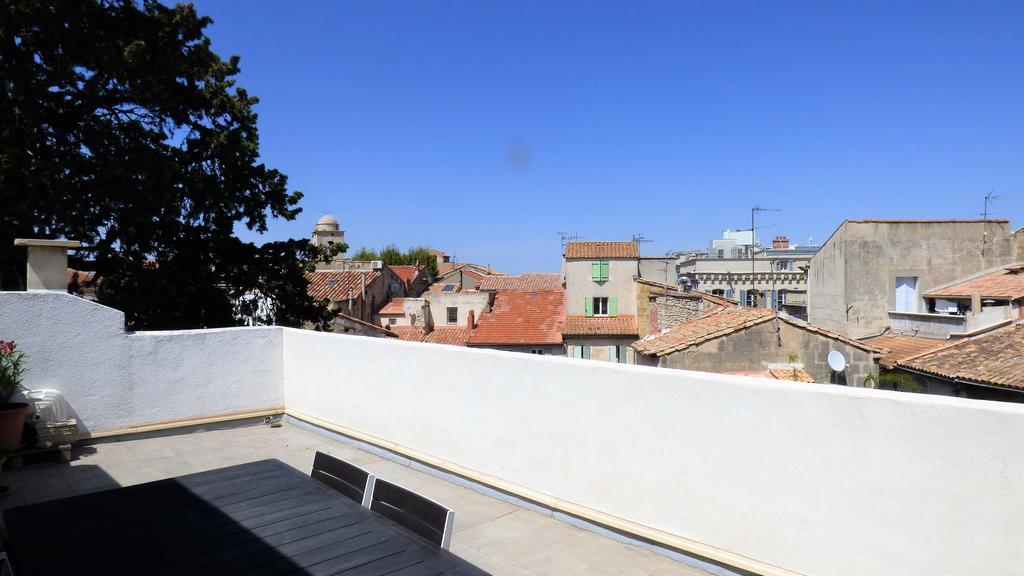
[557,232,584,249]
[750,206,781,301]
[981,190,1005,257]
[631,233,653,244]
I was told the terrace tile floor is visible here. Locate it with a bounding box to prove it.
[0,422,711,576]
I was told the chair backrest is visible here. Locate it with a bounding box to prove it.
[369,478,455,550]
[311,451,375,507]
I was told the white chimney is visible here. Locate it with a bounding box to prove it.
[14,238,81,292]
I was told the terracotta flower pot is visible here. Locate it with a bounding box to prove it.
[0,403,31,448]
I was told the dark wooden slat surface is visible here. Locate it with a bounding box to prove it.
[4,459,488,576]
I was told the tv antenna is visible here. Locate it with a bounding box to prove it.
[557,232,584,248]
[631,233,653,244]
[750,206,781,300]
[981,191,1005,257]
[982,190,1004,221]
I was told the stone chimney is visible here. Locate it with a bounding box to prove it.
[14,239,81,292]
[772,236,790,249]
[466,309,475,329]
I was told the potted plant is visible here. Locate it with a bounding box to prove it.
[0,341,31,447]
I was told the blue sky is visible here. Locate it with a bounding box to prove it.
[196,0,1024,273]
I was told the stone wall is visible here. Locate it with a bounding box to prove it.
[658,318,878,385]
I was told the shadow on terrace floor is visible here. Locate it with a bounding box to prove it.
[0,422,711,576]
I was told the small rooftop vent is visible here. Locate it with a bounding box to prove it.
[326,279,338,286]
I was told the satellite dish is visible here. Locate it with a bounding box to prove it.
[827,351,847,372]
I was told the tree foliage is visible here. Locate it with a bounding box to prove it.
[0,0,332,329]
[350,245,438,277]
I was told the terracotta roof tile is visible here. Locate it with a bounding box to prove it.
[562,316,638,337]
[478,273,563,292]
[897,325,1024,389]
[390,326,427,342]
[379,299,406,315]
[632,307,775,356]
[924,266,1024,300]
[862,333,949,368]
[426,282,462,294]
[423,327,472,347]
[469,291,566,345]
[388,265,421,283]
[306,270,382,302]
[725,368,816,383]
[565,241,639,259]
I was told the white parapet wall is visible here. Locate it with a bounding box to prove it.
[3,291,1023,575]
[0,292,283,433]
[282,327,1024,576]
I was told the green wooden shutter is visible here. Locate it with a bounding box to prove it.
[600,261,610,281]
[584,297,594,316]
[591,262,601,281]
[582,346,591,360]
[608,297,618,316]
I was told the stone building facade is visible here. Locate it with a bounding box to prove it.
[807,220,1022,338]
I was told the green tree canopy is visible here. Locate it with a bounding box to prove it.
[350,245,438,277]
[0,0,336,329]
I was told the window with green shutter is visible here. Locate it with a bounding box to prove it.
[608,297,618,317]
[584,297,594,316]
[600,261,609,281]
[591,261,609,282]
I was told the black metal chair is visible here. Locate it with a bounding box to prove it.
[369,478,455,550]
[310,451,376,507]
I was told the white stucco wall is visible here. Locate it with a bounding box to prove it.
[282,327,1024,576]
[3,291,1023,576]
[0,292,283,433]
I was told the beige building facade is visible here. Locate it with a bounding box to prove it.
[807,220,1022,338]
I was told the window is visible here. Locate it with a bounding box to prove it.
[776,291,786,305]
[446,307,458,324]
[895,277,918,312]
[388,318,397,325]
[745,291,757,307]
[611,345,628,364]
[569,345,590,359]
[774,260,794,272]
[592,297,608,316]
[530,349,544,355]
[716,249,724,259]
[591,261,610,282]
[711,289,726,297]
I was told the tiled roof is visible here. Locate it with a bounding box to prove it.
[562,316,638,337]
[426,282,462,294]
[333,312,399,337]
[565,242,639,259]
[391,326,472,347]
[897,325,1024,389]
[924,266,1024,300]
[725,368,816,383]
[379,299,406,315]
[632,307,775,356]
[438,263,502,276]
[478,273,563,292]
[390,326,427,342]
[862,333,949,368]
[306,270,382,302]
[469,291,565,345]
[388,265,421,283]
[423,327,472,347]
